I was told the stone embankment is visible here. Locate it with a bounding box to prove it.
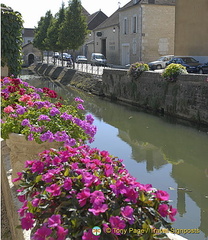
[32,63,208,126]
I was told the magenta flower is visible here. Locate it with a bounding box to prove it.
[50,107,60,116]
[46,184,61,197]
[33,225,52,240]
[155,190,169,201]
[56,226,68,240]
[77,103,85,110]
[90,190,105,206]
[48,215,61,228]
[109,216,126,235]
[21,213,35,230]
[124,188,138,204]
[104,164,113,177]
[74,97,84,103]
[38,114,51,121]
[63,177,72,191]
[77,188,91,207]
[82,229,100,240]
[31,161,44,173]
[89,203,108,216]
[158,204,177,221]
[121,206,134,224]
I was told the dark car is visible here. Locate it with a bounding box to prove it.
[58,53,72,61]
[198,62,208,74]
[166,57,202,73]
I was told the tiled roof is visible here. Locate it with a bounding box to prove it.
[22,28,35,37]
[87,11,108,30]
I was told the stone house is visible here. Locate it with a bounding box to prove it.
[119,0,175,65]
[93,9,120,65]
[92,0,175,66]
[174,0,208,63]
[22,42,42,66]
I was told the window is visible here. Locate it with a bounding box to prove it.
[132,38,137,55]
[132,15,137,33]
[123,17,128,35]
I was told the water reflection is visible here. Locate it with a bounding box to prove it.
[23,74,208,240]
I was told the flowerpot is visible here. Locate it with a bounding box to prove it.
[6,133,63,182]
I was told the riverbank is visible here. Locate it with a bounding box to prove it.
[30,63,208,127]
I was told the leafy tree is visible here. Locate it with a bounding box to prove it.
[46,3,65,65]
[59,0,88,68]
[33,10,53,63]
[1,4,23,76]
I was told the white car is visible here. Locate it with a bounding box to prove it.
[148,55,174,70]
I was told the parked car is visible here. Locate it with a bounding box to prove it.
[91,53,107,66]
[76,55,87,63]
[198,62,208,74]
[58,53,72,61]
[166,56,202,73]
[52,52,59,59]
[148,55,174,70]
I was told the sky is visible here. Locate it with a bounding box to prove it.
[1,0,130,28]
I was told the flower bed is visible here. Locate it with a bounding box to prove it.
[15,145,177,240]
[1,77,96,145]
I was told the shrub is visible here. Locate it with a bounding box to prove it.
[15,145,177,240]
[162,63,188,82]
[128,62,149,79]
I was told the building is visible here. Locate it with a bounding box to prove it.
[119,0,175,65]
[174,0,208,63]
[92,0,175,66]
[22,42,42,66]
[22,28,35,45]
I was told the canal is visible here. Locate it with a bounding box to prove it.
[20,72,208,240]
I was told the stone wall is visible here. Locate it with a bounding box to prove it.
[33,64,208,126]
[102,69,208,125]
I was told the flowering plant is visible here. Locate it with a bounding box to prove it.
[128,62,149,79]
[162,63,188,82]
[15,145,177,240]
[1,77,96,145]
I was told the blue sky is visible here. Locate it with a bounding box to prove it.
[1,0,130,28]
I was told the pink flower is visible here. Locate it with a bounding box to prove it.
[46,184,61,197]
[77,188,91,207]
[57,226,68,240]
[19,94,32,102]
[124,188,138,204]
[3,105,14,113]
[33,225,52,240]
[121,206,134,224]
[21,213,35,230]
[82,229,100,240]
[109,216,126,235]
[158,204,177,221]
[48,215,61,228]
[90,190,105,207]
[104,164,113,177]
[31,161,44,173]
[155,190,169,201]
[89,203,108,216]
[63,177,72,191]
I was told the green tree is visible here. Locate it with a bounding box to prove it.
[46,3,65,65]
[1,4,23,76]
[33,10,53,63]
[59,0,88,68]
